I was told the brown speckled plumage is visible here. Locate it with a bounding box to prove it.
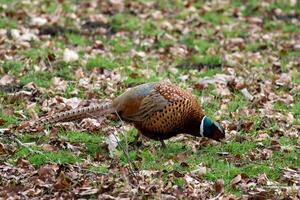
[23,81,225,143]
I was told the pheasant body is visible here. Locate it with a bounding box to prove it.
[24,82,225,142]
[115,83,204,140]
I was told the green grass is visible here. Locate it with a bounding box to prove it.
[123,73,160,87]
[241,0,260,16]
[268,1,300,13]
[202,11,232,25]
[109,37,134,54]
[22,48,50,61]
[86,56,119,70]
[2,0,300,197]
[245,42,268,52]
[223,25,247,38]
[117,137,297,193]
[0,110,18,127]
[89,165,109,174]
[66,33,91,46]
[194,55,222,66]
[157,0,184,10]
[142,20,161,37]
[178,54,222,70]
[59,131,106,155]
[282,23,300,34]
[2,60,23,75]
[273,101,290,113]
[227,94,247,113]
[15,148,80,166]
[0,18,18,28]
[52,60,81,80]
[181,33,215,53]
[111,13,140,32]
[20,71,53,88]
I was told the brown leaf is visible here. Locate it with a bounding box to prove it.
[172,170,184,178]
[38,165,55,180]
[81,118,103,131]
[191,165,207,176]
[180,162,189,168]
[261,149,272,160]
[275,73,291,86]
[0,118,5,126]
[41,144,57,152]
[231,174,242,188]
[79,188,99,196]
[257,173,268,185]
[16,158,31,169]
[54,171,70,190]
[0,74,15,86]
[214,179,224,193]
[0,143,7,155]
[176,152,188,162]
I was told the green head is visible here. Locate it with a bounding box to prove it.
[200,116,225,141]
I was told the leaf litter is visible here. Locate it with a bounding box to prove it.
[0,0,299,199]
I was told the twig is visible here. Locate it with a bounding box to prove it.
[12,136,43,154]
[84,110,138,177]
[0,129,43,155]
[114,111,139,177]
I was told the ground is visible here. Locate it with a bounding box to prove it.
[0,0,299,199]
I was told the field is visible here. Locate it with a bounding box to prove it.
[0,0,299,199]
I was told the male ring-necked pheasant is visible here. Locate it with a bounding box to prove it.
[24,81,225,146]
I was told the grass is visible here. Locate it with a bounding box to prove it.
[22,48,50,62]
[111,13,140,32]
[202,11,233,25]
[54,62,75,80]
[59,131,106,155]
[20,71,53,88]
[67,33,91,46]
[2,60,23,75]
[109,37,134,54]
[245,42,268,52]
[181,33,215,53]
[142,20,161,37]
[0,110,19,127]
[0,18,18,29]
[1,0,299,197]
[227,94,247,113]
[86,56,119,70]
[15,147,80,166]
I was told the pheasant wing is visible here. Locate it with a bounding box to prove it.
[121,83,189,122]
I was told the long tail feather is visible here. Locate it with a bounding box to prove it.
[23,101,114,132]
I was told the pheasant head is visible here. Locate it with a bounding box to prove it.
[199,116,225,141]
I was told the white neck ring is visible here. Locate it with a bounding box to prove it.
[200,116,206,137]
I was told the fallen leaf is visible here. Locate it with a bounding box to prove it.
[240,88,254,101]
[79,188,99,196]
[31,16,47,26]
[81,118,103,131]
[0,143,7,155]
[0,74,15,86]
[0,118,6,126]
[214,179,224,193]
[38,165,56,180]
[106,133,119,157]
[41,144,57,152]
[231,174,242,188]
[63,48,79,62]
[275,73,291,86]
[54,172,70,190]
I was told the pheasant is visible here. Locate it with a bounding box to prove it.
[23,81,225,146]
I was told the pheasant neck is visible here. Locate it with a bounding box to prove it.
[199,116,213,137]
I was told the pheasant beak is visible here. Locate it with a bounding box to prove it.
[211,122,226,142]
